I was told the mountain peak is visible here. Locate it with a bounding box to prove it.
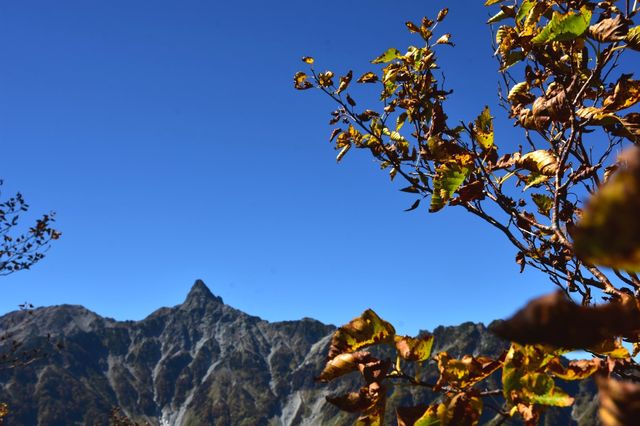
[183,279,223,307]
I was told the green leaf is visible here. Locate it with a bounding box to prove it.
[531,194,553,217]
[372,48,401,64]
[524,172,549,190]
[487,10,509,24]
[473,106,494,150]
[522,373,574,407]
[516,0,535,23]
[532,6,592,44]
[484,0,506,5]
[328,309,396,359]
[429,164,469,212]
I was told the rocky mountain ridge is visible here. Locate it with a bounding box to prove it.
[0,280,597,425]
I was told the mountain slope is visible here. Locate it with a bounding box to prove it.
[0,280,596,425]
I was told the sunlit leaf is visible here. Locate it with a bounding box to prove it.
[302,56,315,64]
[336,70,353,95]
[395,334,434,362]
[531,6,592,44]
[515,0,535,23]
[626,25,640,50]
[603,76,640,112]
[546,358,599,381]
[435,34,454,46]
[316,351,374,383]
[435,352,501,390]
[328,309,396,359]
[517,150,558,176]
[318,71,335,87]
[436,8,449,23]
[472,106,494,150]
[357,72,379,84]
[372,48,401,64]
[429,164,469,212]
[294,71,313,90]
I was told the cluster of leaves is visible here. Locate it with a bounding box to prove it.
[296,0,640,424]
[0,181,60,276]
[317,305,615,425]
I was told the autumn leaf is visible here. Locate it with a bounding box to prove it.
[626,25,640,50]
[434,34,454,46]
[517,150,558,176]
[357,72,379,84]
[588,15,629,43]
[429,164,469,212]
[327,309,396,360]
[372,48,401,64]
[293,71,313,90]
[395,334,434,362]
[603,75,640,112]
[336,70,353,95]
[316,351,374,383]
[472,106,494,150]
[317,71,335,87]
[545,358,599,381]
[435,352,502,391]
[301,56,314,64]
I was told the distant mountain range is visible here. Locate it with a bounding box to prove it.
[0,280,598,425]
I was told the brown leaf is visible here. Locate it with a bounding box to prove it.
[316,351,374,383]
[336,70,353,95]
[597,375,640,426]
[293,71,313,90]
[490,291,640,348]
[531,83,570,123]
[589,15,629,42]
[450,180,485,205]
[357,72,379,84]
[359,358,391,384]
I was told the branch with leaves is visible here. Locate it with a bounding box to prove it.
[295,0,640,424]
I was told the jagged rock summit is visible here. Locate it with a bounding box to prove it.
[0,280,597,425]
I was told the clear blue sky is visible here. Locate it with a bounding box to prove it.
[0,0,562,335]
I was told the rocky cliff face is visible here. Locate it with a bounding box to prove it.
[0,280,596,425]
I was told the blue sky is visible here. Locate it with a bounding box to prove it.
[0,0,565,335]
